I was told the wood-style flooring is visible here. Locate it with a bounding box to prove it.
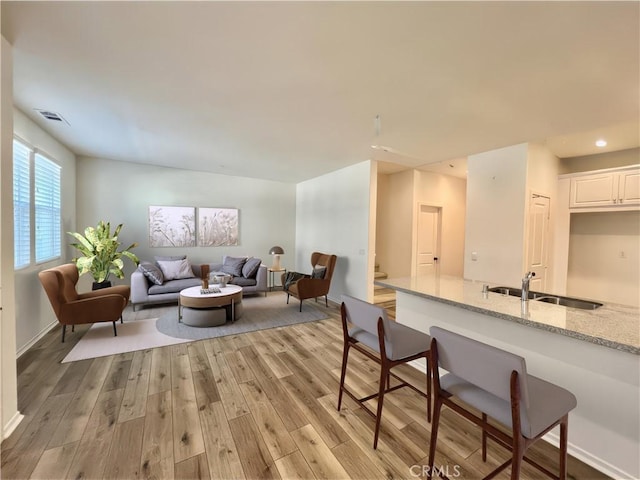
[1,293,608,480]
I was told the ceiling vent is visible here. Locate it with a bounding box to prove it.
[34,109,69,125]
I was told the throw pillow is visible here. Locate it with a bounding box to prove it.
[139,261,164,285]
[242,257,262,278]
[154,255,187,262]
[157,258,195,280]
[312,265,327,279]
[221,256,247,277]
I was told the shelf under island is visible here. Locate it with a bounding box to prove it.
[375,275,639,480]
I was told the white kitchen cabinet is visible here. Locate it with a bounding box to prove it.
[569,166,640,208]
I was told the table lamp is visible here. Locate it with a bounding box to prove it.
[269,246,284,270]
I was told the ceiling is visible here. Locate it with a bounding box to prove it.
[2,2,638,183]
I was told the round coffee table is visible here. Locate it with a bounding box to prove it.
[179,285,243,327]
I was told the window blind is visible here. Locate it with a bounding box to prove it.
[34,153,61,263]
[13,139,31,268]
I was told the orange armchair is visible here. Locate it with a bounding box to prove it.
[283,252,337,312]
[38,263,130,342]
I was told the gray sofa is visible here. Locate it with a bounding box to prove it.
[131,255,267,311]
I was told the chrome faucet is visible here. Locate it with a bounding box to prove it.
[521,271,536,302]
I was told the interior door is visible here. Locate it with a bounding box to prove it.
[416,205,440,276]
[526,194,550,291]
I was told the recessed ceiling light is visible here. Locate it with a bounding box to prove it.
[595,139,607,147]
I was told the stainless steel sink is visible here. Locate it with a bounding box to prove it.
[487,286,602,310]
[534,295,602,310]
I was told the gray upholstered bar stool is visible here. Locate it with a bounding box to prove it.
[427,326,577,480]
[337,295,432,449]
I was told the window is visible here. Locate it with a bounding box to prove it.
[35,154,61,262]
[13,140,31,268]
[12,138,62,268]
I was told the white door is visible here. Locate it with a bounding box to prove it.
[526,194,550,291]
[416,205,440,276]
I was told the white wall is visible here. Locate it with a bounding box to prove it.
[568,211,640,307]
[1,35,21,440]
[295,161,372,302]
[464,143,528,285]
[414,170,466,276]
[525,143,561,290]
[376,169,415,279]
[12,109,77,355]
[76,156,296,290]
[377,169,467,280]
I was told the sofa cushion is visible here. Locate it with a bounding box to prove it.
[148,277,201,295]
[221,256,247,277]
[312,265,327,279]
[139,261,164,285]
[157,259,195,280]
[232,276,257,287]
[242,257,262,278]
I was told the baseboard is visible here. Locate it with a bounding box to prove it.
[2,411,24,441]
[543,431,634,480]
[16,320,58,358]
[405,360,632,479]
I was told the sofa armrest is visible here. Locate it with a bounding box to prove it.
[130,270,150,306]
[255,265,268,292]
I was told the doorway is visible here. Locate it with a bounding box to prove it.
[526,194,550,291]
[414,204,441,276]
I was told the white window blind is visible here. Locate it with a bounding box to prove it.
[34,153,61,263]
[13,139,31,268]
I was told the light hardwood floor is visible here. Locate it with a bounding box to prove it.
[1,294,608,480]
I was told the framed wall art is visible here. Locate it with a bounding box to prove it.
[148,205,196,247]
[198,207,239,246]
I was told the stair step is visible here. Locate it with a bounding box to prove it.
[374,271,388,280]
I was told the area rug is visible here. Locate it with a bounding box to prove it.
[155,292,328,340]
[61,318,190,363]
[62,292,329,363]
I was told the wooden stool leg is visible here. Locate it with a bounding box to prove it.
[337,343,350,411]
[559,415,569,480]
[373,360,389,449]
[427,395,443,479]
[511,436,525,480]
[482,412,488,462]
[425,355,432,422]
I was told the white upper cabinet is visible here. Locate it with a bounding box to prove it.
[569,166,640,208]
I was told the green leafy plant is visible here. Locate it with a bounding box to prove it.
[68,221,139,284]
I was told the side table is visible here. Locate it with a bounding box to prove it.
[268,267,286,291]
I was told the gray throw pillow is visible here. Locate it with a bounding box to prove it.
[312,265,327,279]
[154,255,187,262]
[157,259,195,280]
[221,256,247,277]
[139,261,164,285]
[242,257,262,278]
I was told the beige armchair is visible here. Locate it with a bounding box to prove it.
[282,252,337,312]
[38,263,130,342]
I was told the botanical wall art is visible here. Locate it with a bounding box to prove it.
[198,207,239,246]
[148,205,196,247]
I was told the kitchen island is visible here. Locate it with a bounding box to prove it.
[376,275,639,480]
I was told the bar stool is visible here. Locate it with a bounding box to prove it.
[428,326,577,480]
[337,295,431,449]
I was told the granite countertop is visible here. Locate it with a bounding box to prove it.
[375,275,640,355]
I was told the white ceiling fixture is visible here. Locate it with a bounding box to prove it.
[596,139,608,148]
[34,109,69,125]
